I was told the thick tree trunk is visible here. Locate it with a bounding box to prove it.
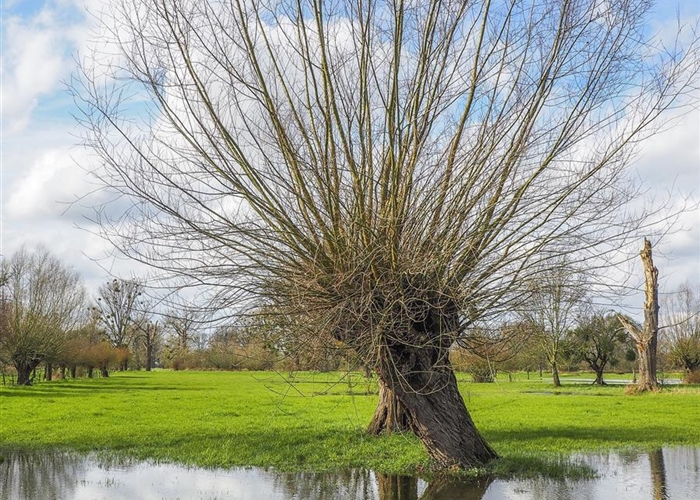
[70,365,77,379]
[44,363,53,381]
[60,365,67,379]
[100,366,109,378]
[636,339,658,391]
[391,369,497,468]
[17,366,32,386]
[367,378,410,435]
[593,367,606,385]
[87,366,94,378]
[15,360,41,386]
[376,332,498,468]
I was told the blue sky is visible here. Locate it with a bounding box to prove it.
[1,0,699,314]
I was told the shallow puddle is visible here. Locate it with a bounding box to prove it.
[1,447,698,500]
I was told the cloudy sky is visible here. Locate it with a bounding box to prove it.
[1,0,699,314]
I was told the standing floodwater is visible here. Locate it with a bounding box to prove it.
[1,447,698,500]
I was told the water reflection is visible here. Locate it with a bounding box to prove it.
[0,448,698,500]
[0,451,85,500]
[419,475,493,500]
[649,448,668,500]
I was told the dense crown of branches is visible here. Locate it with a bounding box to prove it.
[76,0,699,362]
[74,0,699,466]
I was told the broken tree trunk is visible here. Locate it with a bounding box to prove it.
[617,238,660,391]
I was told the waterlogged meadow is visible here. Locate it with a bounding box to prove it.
[2,371,700,476]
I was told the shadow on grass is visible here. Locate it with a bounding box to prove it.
[0,383,200,398]
[485,424,687,449]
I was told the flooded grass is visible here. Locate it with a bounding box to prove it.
[1,371,700,476]
[1,447,698,500]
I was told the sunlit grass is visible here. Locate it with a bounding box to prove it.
[1,370,698,476]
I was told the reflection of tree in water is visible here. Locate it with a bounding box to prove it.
[0,450,85,500]
[378,474,418,500]
[648,449,668,500]
[417,474,493,500]
[377,473,493,500]
[272,470,492,500]
[614,448,669,500]
[272,469,377,500]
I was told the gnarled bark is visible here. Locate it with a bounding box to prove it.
[390,369,497,468]
[367,378,410,435]
[375,323,498,468]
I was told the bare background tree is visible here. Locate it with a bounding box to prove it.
[662,283,700,381]
[133,305,161,372]
[74,0,699,467]
[520,262,587,387]
[0,247,86,385]
[92,278,143,371]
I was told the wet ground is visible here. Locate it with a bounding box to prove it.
[1,447,698,500]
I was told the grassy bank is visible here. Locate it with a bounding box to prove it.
[1,371,699,476]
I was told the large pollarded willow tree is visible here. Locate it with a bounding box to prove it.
[75,0,698,467]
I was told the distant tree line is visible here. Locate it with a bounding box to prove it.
[1,245,698,386]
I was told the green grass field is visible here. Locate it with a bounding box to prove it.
[1,370,699,476]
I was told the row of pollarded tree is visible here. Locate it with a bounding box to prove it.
[0,247,85,385]
[0,246,167,385]
[6,243,690,392]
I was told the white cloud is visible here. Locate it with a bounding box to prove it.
[5,148,98,220]
[632,109,700,186]
[1,3,90,133]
